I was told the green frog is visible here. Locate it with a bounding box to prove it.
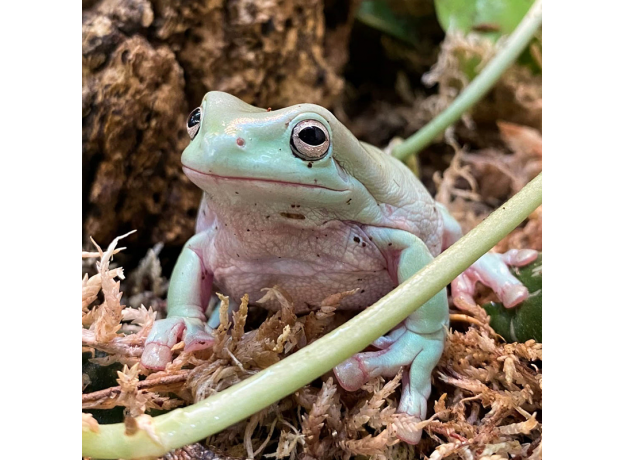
[141,91,536,443]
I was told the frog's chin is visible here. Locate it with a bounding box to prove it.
[182,165,349,193]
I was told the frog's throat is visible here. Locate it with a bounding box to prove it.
[182,165,349,192]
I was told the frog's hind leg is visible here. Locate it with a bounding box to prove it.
[436,202,537,309]
[451,249,537,309]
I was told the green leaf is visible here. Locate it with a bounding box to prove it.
[434,0,534,41]
[483,253,542,342]
[356,0,422,45]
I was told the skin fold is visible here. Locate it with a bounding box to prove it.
[141,91,537,444]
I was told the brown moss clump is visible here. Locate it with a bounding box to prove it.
[82,232,541,459]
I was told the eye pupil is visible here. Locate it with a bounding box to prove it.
[187,108,201,128]
[298,126,326,146]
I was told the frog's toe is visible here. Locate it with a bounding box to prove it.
[394,422,423,445]
[184,328,215,352]
[141,343,172,370]
[141,317,212,369]
[371,324,407,349]
[450,272,478,311]
[334,357,367,391]
[502,284,529,309]
[502,248,538,267]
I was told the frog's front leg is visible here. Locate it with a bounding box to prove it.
[141,233,215,370]
[436,203,538,309]
[334,228,448,444]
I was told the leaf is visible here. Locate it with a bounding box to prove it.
[434,0,534,40]
[356,0,423,45]
[483,253,542,342]
[433,0,541,76]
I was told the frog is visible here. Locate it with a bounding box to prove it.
[140,91,537,444]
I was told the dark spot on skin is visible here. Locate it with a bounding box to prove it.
[247,229,250,232]
[314,179,318,184]
[357,278,362,281]
[280,212,306,220]
[388,243,392,246]
[317,254,320,257]
[296,205,300,208]
[308,162,313,168]
[236,254,240,257]
[291,204,296,208]
[202,210,206,216]
[236,137,245,147]
[215,226,218,230]
[254,203,257,206]
[346,198,352,205]
[235,192,239,195]
[266,215,270,219]
[362,243,366,247]
[325,234,328,237]
[361,290,366,294]
[353,237,360,243]
[315,236,318,240]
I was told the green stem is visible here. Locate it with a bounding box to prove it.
[83,173,542,459]
[391,0,543,161]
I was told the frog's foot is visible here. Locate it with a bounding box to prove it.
[334,328,445,444]
[141,317,214,370]
[451,249,538,310]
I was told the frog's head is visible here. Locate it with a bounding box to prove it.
[182,91,417,224]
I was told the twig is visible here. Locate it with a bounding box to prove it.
[82,372,190,405]
[449,314,485,327]
[392,0,543,160]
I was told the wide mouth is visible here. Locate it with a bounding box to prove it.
[182,165,349,192]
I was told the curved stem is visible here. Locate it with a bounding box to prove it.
[392,0,543,161]
[83,173,542,459]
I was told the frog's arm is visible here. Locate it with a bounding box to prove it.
[334,227,448,444]
[141,232,215,370]
[436,203,538,309]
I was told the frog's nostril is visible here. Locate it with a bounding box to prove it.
[236,137,245,147]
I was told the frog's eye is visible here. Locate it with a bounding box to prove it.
[290,120,330,161]
[186,107,202,140]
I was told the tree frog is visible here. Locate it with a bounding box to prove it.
[141,92,536,443]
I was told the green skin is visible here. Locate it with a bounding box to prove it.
[141,91,536,444]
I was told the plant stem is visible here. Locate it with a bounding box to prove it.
[83,173,542,459]
[391,0,543,161]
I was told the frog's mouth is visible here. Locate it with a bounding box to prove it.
[182,166,349,192]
